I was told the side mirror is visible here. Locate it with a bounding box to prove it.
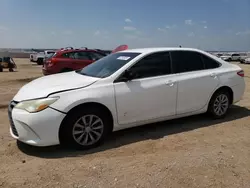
[121,70,136,82]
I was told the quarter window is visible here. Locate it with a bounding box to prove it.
[201,54,220,69]
[129,52,172,79]
[171,51,204,73]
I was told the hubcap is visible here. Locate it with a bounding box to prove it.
[213,94,229,116]
[72,115,104,146]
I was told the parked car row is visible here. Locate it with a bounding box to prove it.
[8,47,246,150]
[215,52,249,63]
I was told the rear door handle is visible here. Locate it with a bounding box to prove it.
[210,73,217,78]
[166,80,175,86]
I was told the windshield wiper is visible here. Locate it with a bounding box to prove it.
[75,70,87,75]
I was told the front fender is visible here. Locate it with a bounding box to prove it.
[48,84,118,126]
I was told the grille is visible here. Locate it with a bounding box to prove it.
[8,101,19,137]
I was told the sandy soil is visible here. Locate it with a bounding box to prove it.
[0,59,250,188]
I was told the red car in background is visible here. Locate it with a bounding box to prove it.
[42,48,107,75]
[42,45,129,75]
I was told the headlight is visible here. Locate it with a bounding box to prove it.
[15,97,59,113]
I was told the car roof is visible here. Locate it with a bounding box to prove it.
[121,47,208,54]
[56,49,99,53]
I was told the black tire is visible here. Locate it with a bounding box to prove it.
[37,58,43,65]
[0,67,3,72]
[208,90,230,119]
[59,107,112,150]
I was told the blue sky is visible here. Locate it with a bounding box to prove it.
[0,0,249,50]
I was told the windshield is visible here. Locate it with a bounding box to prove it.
[76,52,141,78]
[46,53,55,59]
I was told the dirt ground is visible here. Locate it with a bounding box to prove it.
[0,59,250,188]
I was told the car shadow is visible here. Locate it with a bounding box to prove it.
[17,105,250,159]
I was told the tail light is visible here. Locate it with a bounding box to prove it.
[237,70,244,77]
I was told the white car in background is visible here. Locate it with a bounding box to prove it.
[230,53,242,61]
[240,57,250,64]
[30,50,55,65]
[220,53,248,62]
[8,48,245,150]
[220,53,232,61]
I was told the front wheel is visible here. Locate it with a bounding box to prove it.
[208,90,230,119]
[59,107,112,150]
[37,58,43,65]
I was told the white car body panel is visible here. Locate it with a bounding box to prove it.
[32,52,44,62]
[244,58,250,64]
[114,74,177,125]
[174,70,220,114]
[9,47,246,146]
[13,71,100,101]
[11,108,65,146]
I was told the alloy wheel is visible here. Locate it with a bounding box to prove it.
[213,94,229,116]
[72,114,104,146]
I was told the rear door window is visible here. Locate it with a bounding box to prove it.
[171,51,204,73]
[129,51,172,79]
[201,54,221,69]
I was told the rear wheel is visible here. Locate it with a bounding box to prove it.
[208,90,230,119]
[37,58,43,65]
[59,107,112,150]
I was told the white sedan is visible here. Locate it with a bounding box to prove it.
[8,48,245,150]
[241,57,250,64]
[246,58,250,64]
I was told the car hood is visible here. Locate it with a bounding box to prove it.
[13,71,100,101]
